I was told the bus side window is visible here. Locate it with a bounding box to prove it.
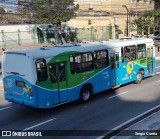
[94,50,109,68]
[35,59,48,82]
[121,47,124,62]
[75,52,94,73]
[137,44,146,59]
[70,55,75,74]
[124,45,136,61]
[49,63,57,83]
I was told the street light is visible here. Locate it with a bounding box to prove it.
[122,5,129,36]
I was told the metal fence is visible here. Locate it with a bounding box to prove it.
[76,26,112,42]
[0,29,38,48]
[0,25,112,48]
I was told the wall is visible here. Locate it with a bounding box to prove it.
[68,0,154,39]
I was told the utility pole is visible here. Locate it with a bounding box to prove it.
[122,5,129,36]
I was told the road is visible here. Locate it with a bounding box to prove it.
[0,43,160,138]
[0,60,160,138]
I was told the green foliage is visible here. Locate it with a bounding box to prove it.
[18,0,77,24]
[131,9,160,34]
[0,7,5,13]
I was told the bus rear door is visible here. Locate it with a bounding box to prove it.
[49,62,68,103]
[147,47,153,74]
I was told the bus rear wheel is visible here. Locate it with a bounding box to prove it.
[135,71,143,84]
[80,85,92,103]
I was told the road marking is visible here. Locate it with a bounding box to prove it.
[107,92,128,99]
[156,79,160,82]
[156,66,160,68]
[96,104,160,139]
[0,106,12,111]
[24,118,56,131]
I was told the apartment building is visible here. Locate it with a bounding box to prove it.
[68,0,154,39]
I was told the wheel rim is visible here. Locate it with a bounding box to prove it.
[83,90,90,101]
[137,73,142,81]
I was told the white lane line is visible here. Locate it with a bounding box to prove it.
[96,104,160,139]
[107,92,128,99]
[156,80,160,82]
[156,66,160,68]
[0,106,12,111]
[24,118,56,131]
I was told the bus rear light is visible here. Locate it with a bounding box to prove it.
[30,89,33,97]
[3,85,6,91]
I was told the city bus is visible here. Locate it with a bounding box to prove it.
[2,38,156,108]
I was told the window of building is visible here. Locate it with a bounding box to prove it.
[75,52,94,73]
[94,50,109,68]
[35,59,48,82]
[137,44,146,59]
[130,0,136,3]
[137,0,143,3]
[143,0,149,3]
[94,0,106,1]
[123,46,136,61]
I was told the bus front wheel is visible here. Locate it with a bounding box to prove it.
[135,71,143,84]
[80,85,92,103]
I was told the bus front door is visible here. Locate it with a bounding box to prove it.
[147,47,153,74]
[110,53,119,87]
[49,62,68,103]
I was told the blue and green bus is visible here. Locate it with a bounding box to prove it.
[2,38,156,108]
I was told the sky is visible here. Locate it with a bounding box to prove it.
[0,0,18,13]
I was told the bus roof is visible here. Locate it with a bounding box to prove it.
[4,38,154,59]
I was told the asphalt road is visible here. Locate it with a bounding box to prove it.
[0,60,160,139]
[0,42,160,139]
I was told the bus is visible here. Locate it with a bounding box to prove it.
[2,38,156,108]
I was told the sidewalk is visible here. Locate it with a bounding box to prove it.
[112,110,160,139]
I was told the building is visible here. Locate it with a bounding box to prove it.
[68,0,155,40]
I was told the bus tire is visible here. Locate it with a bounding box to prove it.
[80,85,92,103]
[135,71,143,84]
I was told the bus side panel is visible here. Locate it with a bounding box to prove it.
[91,67,114,94]
[3,75,38,107]
[68,66,114,101]
[118,61,147,85]
[68,87,81,101]
[36,87,59,108]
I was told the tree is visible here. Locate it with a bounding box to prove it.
[0,7,5,24]
[131,18,148,35]
[131,9,160,35]
[18,0,77,24]
[0,7,5,13]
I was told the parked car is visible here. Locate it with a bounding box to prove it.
[120,36,132,40]
[134,35,144,38]
[154,33,160,40]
